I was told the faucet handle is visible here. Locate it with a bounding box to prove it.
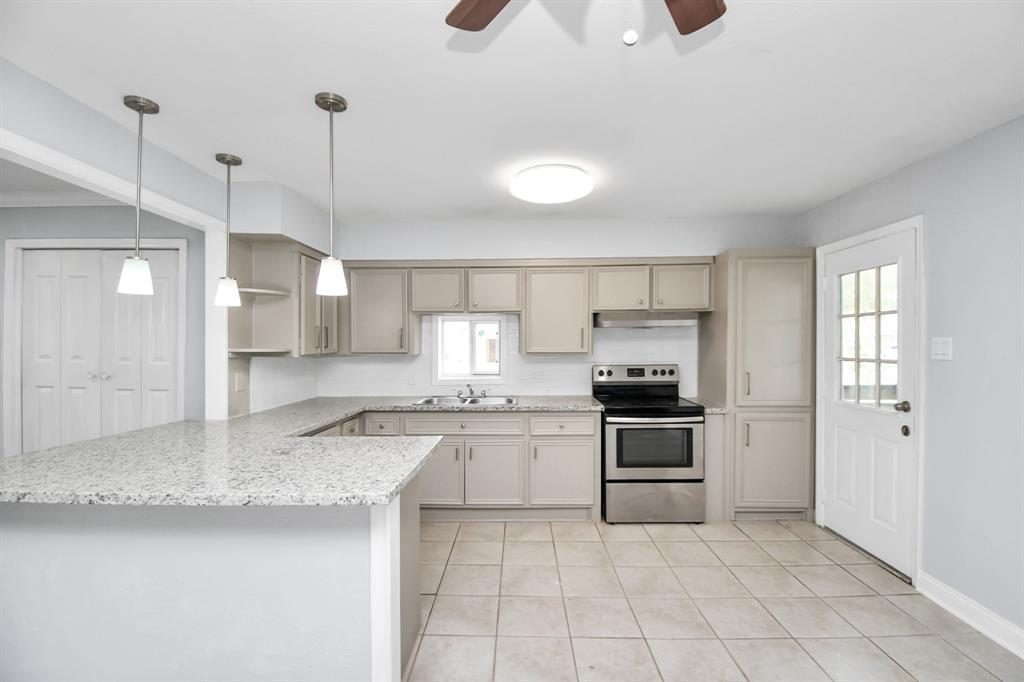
[480,389,488,398]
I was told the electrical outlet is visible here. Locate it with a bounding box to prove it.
[531,370,544,382]
[930,337,953,361]
[234,373,249,392]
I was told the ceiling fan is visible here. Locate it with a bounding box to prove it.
[446,0,726,35]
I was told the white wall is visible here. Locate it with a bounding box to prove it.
[0,206,207,433]
[799,117,1024,630]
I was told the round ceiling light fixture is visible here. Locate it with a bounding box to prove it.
[509,164,594,204]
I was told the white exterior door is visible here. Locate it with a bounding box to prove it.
[19,248,181,452]
[820,222,918,575]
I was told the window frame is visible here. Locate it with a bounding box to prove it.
[432,314,509,386]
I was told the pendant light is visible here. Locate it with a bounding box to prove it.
[314,92,348,297]
[214,153,243,307]
[117,95,160,295]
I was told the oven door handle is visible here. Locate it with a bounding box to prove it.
[606,416,704,424]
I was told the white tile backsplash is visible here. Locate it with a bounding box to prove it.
[252,316,699,403]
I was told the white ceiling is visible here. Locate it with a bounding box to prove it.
[1,0,1021,221]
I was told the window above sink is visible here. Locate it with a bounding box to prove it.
[433,315,508,385]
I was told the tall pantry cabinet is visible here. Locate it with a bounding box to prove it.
[698,249,815,518]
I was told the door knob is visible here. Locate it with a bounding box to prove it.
[893,400,911,413]
[100,372,111,381]
[87,371,97,381]
[901,425,911,437]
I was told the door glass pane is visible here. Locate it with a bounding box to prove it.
[880,264,898,311]
[617,428,693,468]
[841,317,856,358]
[840,273,857,315]
[858,315,877,359]
[880,363,898,406]
[858,361,877,405]
[879,313,898,361]
[858,268,877,313]
[841,361,857,402]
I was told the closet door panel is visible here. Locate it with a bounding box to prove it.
[60,251,103,444]
[21,250,63,453]
[140,250,179,428]
[101,251,142,436]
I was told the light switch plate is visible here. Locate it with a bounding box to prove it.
[234,372,249,392]
[930,337,953,361]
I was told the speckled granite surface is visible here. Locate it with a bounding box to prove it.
[0,396,600,507]
[688,397,728,415]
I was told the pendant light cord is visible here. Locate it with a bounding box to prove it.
[328,107,335,258]
[225,163,231,275]
[134,108,144,258]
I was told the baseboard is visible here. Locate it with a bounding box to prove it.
[916,570,1024,658]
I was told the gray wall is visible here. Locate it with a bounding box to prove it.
[799,117,1024,628]
[0,206,206,444]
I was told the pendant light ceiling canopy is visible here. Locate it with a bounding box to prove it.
[314,91,349,297]
[117,95,159,296]
[214,153,243,307]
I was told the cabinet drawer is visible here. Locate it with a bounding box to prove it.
[340,418,361,436]
[529,416,596,436]
[309,422,341,437]
[405,415,524,436]
[365,414,401,435]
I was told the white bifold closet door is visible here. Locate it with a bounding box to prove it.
[21,249,180,453]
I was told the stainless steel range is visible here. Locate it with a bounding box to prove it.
[593,364,705,523]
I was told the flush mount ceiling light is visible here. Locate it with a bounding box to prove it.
[509,164,594,204]
[313,91,348,297]
[214,153,242,307]
[117,95,159,296]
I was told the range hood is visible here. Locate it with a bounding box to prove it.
[593,311,699,328]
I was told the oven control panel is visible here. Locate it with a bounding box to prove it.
[592,364,679,382]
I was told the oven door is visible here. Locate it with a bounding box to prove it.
[605,417,704,481]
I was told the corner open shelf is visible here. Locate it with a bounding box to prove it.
[238,287,291,297]
[228,348,292,356]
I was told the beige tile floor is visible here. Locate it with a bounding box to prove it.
[410,520,1023,682]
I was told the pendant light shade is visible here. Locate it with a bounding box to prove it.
[117,256,154,295]
[214,276,241,306]
[314,92,349,297]
[118,95,159,296]
[315,256,348,296]
[214,153,243,307]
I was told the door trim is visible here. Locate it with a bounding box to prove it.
[814,215,925,582]
[3,238,188,456]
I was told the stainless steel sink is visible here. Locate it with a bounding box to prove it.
[463,397,518,405]
[413,396,470,406]
[413,396,518,407]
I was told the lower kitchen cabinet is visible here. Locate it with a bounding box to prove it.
[418,439,464,505]
[528,440,595,505]
[464,441,525,505]
[734,412,811,509]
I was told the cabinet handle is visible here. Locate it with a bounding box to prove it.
[579,327,585,349]
[533,446,538,460]
[472,301,479,307]
[558,423,565,430]
[469,447,473,461]
[399,327,405,349]
[314,325,321,350]
[453,301,460,307]
[378,423,385,430]
[460,423,466,429]
[323,326,329,349]
[657,298,664,304]
[745,372,751,396]
[745,422,751,447]
[455,447,459,461]
[637,298,644,305]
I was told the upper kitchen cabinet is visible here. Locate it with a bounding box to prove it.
[522,268,591,354]
[411,268,465,313]
[468,268,522,312]
[345,268,420,354]
[299,254,339,355]
[653,264,713,311]
[698,249,814,408]
[592,266,650,311]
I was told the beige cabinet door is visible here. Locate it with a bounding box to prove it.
[523,268,590,354]
[652,264,712,310]
[529,440,595,506]
[464,440,525,505]
[734,412,811,509]
[320,294,338,354]
[412,268,465,313]
[350,269,410,353]
[736,258,812,406]
[592,266,650,311]
[468,268,522,312]
[298,255,322,356]
[419,439,464,505]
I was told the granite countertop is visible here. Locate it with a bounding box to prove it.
[688,397,728,415]
[0,395,600,508]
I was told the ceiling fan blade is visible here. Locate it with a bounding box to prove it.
[446,0,514,31]
[664,0,727,35]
